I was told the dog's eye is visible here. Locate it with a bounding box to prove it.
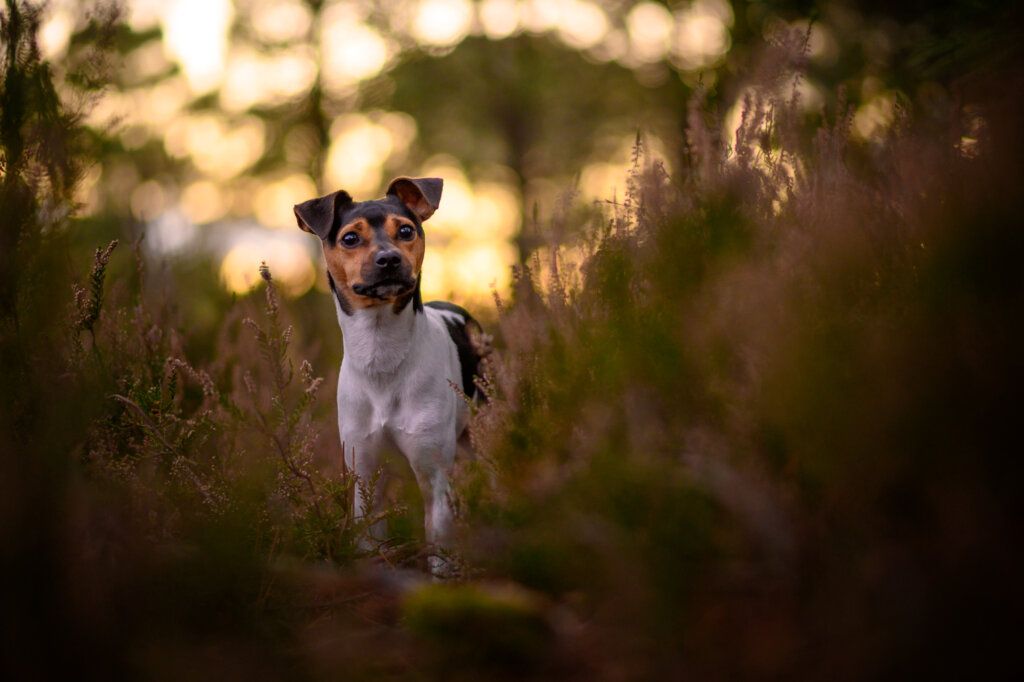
[396,224,415,241]
[340,232,361,248]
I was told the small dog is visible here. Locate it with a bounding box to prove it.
[295,176,483,574]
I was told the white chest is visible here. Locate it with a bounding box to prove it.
[335,306,466,442]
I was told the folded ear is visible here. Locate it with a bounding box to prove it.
[294,190,352,240]
[386,176,443,221]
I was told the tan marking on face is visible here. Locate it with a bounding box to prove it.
[320,215,424,308]
[386,215,425,276]
[322,218,375,310]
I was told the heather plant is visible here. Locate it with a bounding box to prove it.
[19,231,419,674]
[441,31,1024,681]
[4,3,1022,679]
[71,245,399,567]
[0,4,400,658]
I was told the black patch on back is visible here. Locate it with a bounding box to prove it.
[426,301,482,400]
[327,272,353,316]
[425,300,469,318]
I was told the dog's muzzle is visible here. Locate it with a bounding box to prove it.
[353,248,415,299]
[352,276,415,300]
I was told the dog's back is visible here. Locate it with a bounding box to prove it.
[424,301,484,403]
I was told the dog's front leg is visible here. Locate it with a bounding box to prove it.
[417,461,455,577]
[395,431,457,576]
[341,430,388,550]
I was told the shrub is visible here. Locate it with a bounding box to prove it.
[457,32,1024,680]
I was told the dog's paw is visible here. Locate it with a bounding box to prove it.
[428,555,448,580]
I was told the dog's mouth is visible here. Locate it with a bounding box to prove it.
[351,278,415,300]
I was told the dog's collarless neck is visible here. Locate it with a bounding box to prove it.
[336,302,420,376]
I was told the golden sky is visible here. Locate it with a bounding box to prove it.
[41,0,744,304]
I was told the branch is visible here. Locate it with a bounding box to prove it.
[111,393,218,509]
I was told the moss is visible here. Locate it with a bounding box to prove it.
[403,582,552,672]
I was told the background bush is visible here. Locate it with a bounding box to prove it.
[3,1,1022,680]
[457,59,1024,678]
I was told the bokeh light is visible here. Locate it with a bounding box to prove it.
[441,240,518,297]
[415,159,520,303]
[126,41,173,84]
[321,4,392,94]
[62,0,753,302]
[626,2,673,64]
[38,5,73,60]
[853,91,901,141]
[515,0,613,54]
[671,0,733,70]
[161,0,234,94]
[579,134,671,201]
[181,180,233,225]
[221,238,316,297]
[412,0,474,48]
[792,19,839,67]
[723,87,763,158]
[324,115,398,198]
[519,0,559,33]
[253,174,319,229]
[555,1,609,50]
[73,165,103,218]
[220,46,318,112]
[128,0,164,30]
[163,113,266,180]
[248,0,312,44]
[147,210,199,254]
[129,180,167,222]
[478,0,520,40]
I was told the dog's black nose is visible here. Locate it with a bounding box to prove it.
[374,250,402,270]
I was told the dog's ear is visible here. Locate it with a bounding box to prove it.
[294,190,352,240]
[386,176,443,221]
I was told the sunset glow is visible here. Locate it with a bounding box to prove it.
[416,160,520,303]
[412,0,474,48]
[478,0,520,40]
[221,46,318,112]
[321,4,391,93]
[221,239,316,297]
[671,0,733,69]
[324,116,397,197]
[38,6,72,59]
[60,0,743,304]
[627,2,673,63]
[249,0,312,44]
[161,0,233,94]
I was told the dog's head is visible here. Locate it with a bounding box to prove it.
[294,176,442,314]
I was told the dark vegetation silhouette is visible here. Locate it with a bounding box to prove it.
[2,1,1022,679]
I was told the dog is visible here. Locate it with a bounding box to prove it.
[294,176,483,575]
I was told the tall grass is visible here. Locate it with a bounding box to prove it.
[3,8,1021,680]
[1,6,399,676]
[448,34,1024,680]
